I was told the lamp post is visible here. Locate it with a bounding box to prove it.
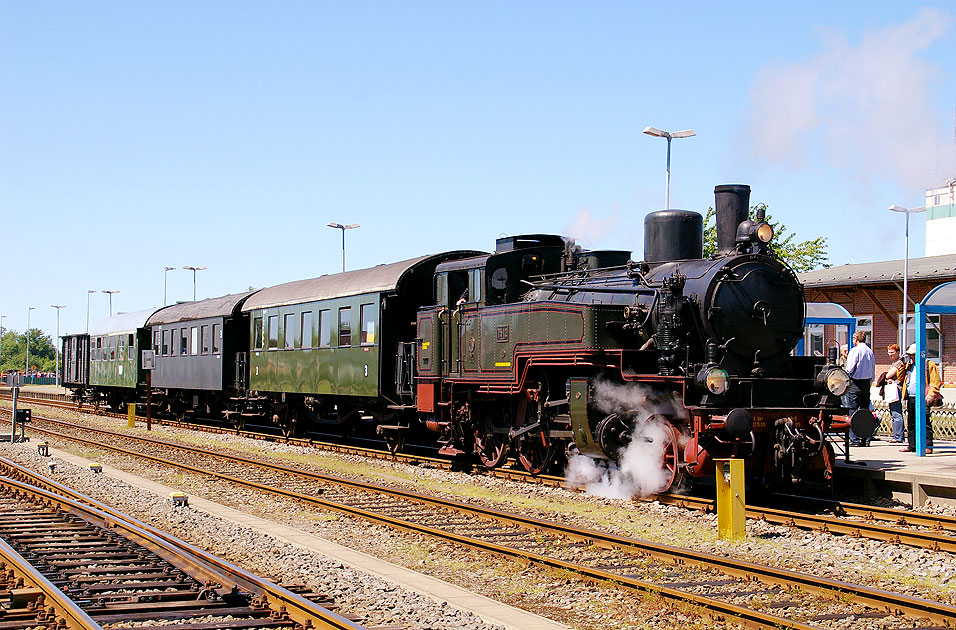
[164,266,176,305]
[86,289,95,332]
[642,126,696,209]
[101,290,119,316]
[26,306,35,379]
[889,205,927,350]
[182,266,206,302]
[327,222,360,273]
[50,304,65,386]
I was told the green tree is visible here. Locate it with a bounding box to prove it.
[702,204,829,272]
[0,328,57,374]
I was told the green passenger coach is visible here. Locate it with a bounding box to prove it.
[236,252,480,437]
[87,307,163,410]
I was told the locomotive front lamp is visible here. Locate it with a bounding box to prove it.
[818,366,850,397]
[756,222,774,243]
[699,366,730,395]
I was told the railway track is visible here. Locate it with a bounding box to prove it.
[0,464,370,630]
[5,412,956,629]
[7,393,956,554]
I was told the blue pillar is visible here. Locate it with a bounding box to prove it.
[915,302,927,456]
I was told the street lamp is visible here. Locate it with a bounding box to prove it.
[889,205,927,351]
[50,304,65,386]
[182,266,206,301]
[26,306,35,379]
[642,126,696,209]
[87,289,96,332]
[101,290,119,316]
[164,266,176,305]
[327,222,360,273]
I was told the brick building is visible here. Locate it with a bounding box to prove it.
[798,254,956,384]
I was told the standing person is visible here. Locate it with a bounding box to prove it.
[845,331,875,446]
[883,344,905,443]
[900,344,941,454]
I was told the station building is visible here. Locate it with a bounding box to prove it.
[798,254,956,384]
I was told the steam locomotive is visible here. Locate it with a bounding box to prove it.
[62,184,862,491]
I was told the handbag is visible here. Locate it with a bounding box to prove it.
[884,382,900,403]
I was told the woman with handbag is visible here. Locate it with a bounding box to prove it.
[899,343,942,453]
[882,344,905,443]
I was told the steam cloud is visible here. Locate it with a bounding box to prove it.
[563,206,619,246]
[745,8,953,190]
[564,380,687,500]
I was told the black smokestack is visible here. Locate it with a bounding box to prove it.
[714,184,751,254]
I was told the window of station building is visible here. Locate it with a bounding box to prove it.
[180,329,188,356]
[162,330,170,356]
[268,315,279,349]
[805,324,824,357]
[190,327,199,356]
[301,311,313,349]
[318,309,331,347]
[212,324,221,354]
[201,324,211,354]
[900,314,943,361]
[360,303,375,344]
[338,307,351,346]
[253,317,264,350]
[284,313,296,349]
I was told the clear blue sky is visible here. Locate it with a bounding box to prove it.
[2,2,955,339]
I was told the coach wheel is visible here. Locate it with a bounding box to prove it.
[517,432,554,475]
[475,426,509,468]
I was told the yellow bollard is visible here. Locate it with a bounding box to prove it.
[715,458,746,540]
[127,403,136,428]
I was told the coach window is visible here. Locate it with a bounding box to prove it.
[360,304,375,344]
[284,313,296,349]
[338,307,351,346]
[253,317,264,350]
[190,327,198,356]
[268,315,279,349]
[201,324,211,354]
[153,331,160,354]
[212,324,221,354]
[118,337,125,362]
[470,269,482,303]
[109,337,116,361]
[162,330,170,356]
[301,311,313,349]
[180,329,188,356]
[319,309,331,347]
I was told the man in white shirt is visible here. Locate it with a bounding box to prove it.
[845,330,875,446]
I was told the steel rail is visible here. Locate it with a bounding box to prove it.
[0,464,366,630]
[15,423,956,628]
[0,535,105,630]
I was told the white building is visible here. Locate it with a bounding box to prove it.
[926,179,956,256]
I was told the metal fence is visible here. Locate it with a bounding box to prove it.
[873,402,956,440]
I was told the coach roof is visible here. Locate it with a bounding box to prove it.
[147,291,256,326]
[242,252,482,312]
[89,307,165,336]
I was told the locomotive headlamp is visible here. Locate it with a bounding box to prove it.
[756,222,774,243]
[818,366,850,396]
[700,367,730,395]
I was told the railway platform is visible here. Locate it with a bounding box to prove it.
[835,437,956,508]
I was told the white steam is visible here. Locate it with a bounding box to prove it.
[744,8,953,190]
[563,206,619,246]
[564,380,688,500]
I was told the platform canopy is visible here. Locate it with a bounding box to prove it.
[913,281,956,456]
[796,302,856,357]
